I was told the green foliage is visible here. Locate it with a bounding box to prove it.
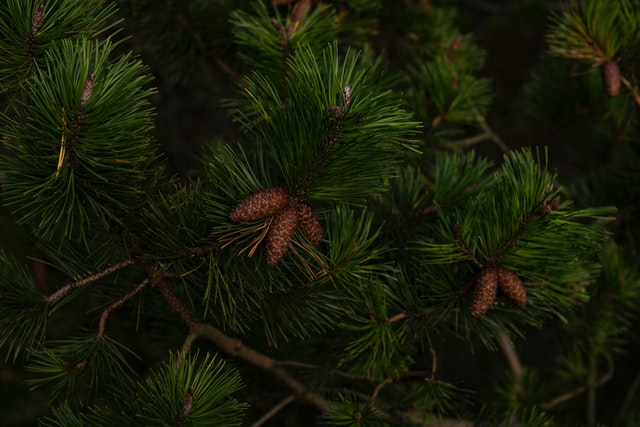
[25,335,136,403]
[408,149,614,347]
[548,0,639,63]
[39,402,84,427]
[322,393,389,427]
[0,254,48,361]
[231,1,339,83]
[0,0,119,94]
[232,41,419,201]
[132,351,247,426]
[137,179,213,258]
[1,37,158,242]
[405,58,493,132]
[0,0,637,426]
[551,242,640,387]
[337,281,414,380]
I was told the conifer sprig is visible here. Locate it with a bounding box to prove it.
[0,0,119,94]
[547,0,637,64]
[233,42,419,202]
[133,351,247,427]
[230,1,338,82]
[1,38,158,242]
[407,149,615,345]
[0,254,49,361]
[24,335,137,403]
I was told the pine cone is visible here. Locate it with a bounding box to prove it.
[602,60,621,97]
[297,202,323,246]
[265,206,298,266]
[470,267,498,317]
[229,186,290,222]
[497,268,527,307]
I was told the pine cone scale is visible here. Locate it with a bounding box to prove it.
[470,267,498,317]
[602,60,621,97]
[265,206,298,265]
[229,186,291,222]
[497,268,527,307]
[297,202,323,246]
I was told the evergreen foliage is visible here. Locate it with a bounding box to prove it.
[0,0,639,426]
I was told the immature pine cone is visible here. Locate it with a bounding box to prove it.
[470,267,498,317]
[265,206,298,266]
[296,202,323,246]
[602,60,621,97]
[497,268,527,307]
[229,186,290,222]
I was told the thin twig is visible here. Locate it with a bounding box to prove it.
[621,76,640,107]
[371,377,393,400]
[447,131,495,149]
[178,332,198,365]
[388,312,411,323]
[372,370,434,402]
[428,347,437,381]
[476,114,510,153]
[46,259,136,304]
[540,356,614,410]
[251,395,297,427]
[616,370,640,426]
[97,279,149,340]
[499,332,524,398]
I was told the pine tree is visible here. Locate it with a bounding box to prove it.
[1,1,639,426]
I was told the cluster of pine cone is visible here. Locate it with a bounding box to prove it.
[229,186,323,265]
[470,266,527,317]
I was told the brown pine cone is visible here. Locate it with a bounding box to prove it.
[229,186,290,222]
[470,267,498,317]
[602,60,621,97]
[265,206,298,266]
[297,202,323,246]
[497,268,527,307]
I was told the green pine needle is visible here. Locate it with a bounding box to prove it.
[135,351,247,426]
[0,0,120,94]
[231,41,420,202]
[25,335,137,403]
[1,37,159,243]
[0,254,49,362]
[322,393,389,427]
[547,0,639,64]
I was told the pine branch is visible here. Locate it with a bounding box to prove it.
[193,322,333,412]
[499,332,524,400]
[250,394,296,427]
[539,355,614,410]
[45,259,136,304]
[96,278,149,340]
[150,274,333,412]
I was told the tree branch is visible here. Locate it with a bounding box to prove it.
[193,321,333,412]
[476,113,510,153]
[150,274,334,412]
[97,279,149,340]
[45,259,136,304]
[539,355,614,411]
[251,395,297,427]
[499,332,524,399]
